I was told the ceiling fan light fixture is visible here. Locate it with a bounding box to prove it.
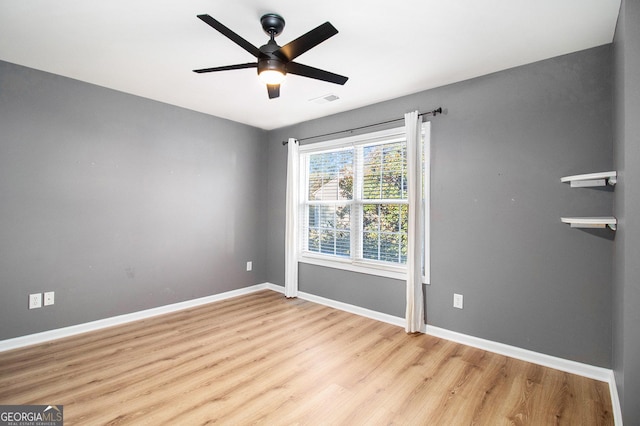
[259,69,286,85]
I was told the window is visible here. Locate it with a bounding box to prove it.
[298,124,429,280]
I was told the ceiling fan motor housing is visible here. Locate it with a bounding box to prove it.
[258,39,286,76]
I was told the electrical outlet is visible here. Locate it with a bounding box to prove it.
[453,293,464,309]
[29,293,42,309]
[44,291,55,306]
[246,261,252,271]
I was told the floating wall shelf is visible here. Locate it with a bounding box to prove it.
[561,171,617,187]
[561,216,617,231]
[561,170,617,231]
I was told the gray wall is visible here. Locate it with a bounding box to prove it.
[0,60,267,340]
[612,0,640,422]
[266,45,614,367]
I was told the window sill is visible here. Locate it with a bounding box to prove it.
[298,253,407,281]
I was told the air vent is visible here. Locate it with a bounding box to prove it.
[310,94,340,104]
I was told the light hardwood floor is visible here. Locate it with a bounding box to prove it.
[0,290,613,425]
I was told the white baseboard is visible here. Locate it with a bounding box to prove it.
[264,283,406,328]
[0,283,272,353]
[1,283,622,425]
[609,370,623,426]
[425,325,611,381]
[426,325,622,424]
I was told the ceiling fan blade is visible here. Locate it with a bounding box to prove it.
[197,14,261,58]
[267,84,280,99]
[193,63,257,73]
[275,22,338,61]
[286,62,348,85]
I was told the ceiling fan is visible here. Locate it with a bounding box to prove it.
[193,13,348,99]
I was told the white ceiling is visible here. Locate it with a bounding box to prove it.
[0,1,621,130]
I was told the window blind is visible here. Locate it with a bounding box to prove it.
[300,127,410,267]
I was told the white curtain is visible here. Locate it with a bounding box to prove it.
[284,138,299,298]
[423,121,431,285]
[405,111,425,333]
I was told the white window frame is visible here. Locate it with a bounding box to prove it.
[298,123,430,282]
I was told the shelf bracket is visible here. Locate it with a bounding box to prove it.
[570,179,606,187]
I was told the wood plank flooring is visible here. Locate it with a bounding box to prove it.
[0,290,613,425]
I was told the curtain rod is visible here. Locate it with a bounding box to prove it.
[281,107,442,145]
